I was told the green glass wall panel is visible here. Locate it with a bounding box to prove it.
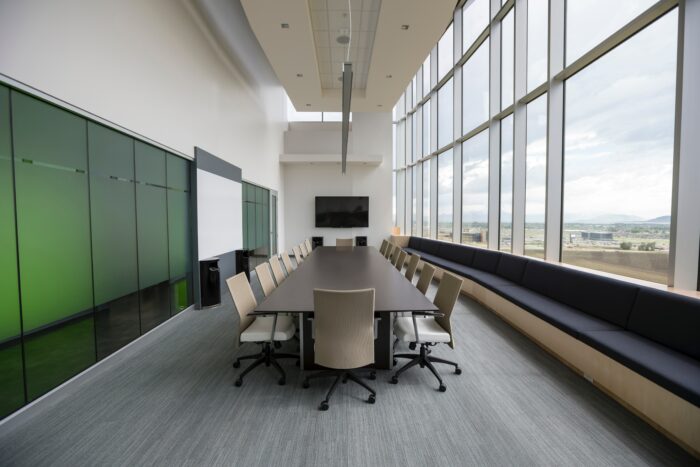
[12,92,93,332]
[23,317,95,401]
[0,85,25,417]
[246,202,255,249]
[135,143,168,289]
[88,123,138,305]
[166,154,190,280]
[166,153,189,191]
[11,93,87,170]
[256,204,264,247]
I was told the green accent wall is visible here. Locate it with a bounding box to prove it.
[0,85,25,417]
[0,87,194,416]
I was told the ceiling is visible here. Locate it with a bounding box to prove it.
[240,0,456,112]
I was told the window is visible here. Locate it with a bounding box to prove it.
[500,115,514,252]
[562,11,677,284]
[397,170,406,232]
[396,120,405,168]
[437,150,453,241]
[566,0,656,65]
[501,9,514,110]
[422,101,431,156]
[423,160,431,237]
[462,39,490,135]
[438,23,454,80]
[437,78,453,149]
[462,0,490,52]
[412,166,418,235]
[392,123,397,169]
[405,165,412,234]
[406,114,413,165]
[423,54,431,96]
[412,75,418,104]
[461,130,489,247]
[392,171,396,225]
[527,0,548,91]
[525,94,547,258]
[412,112,417,163]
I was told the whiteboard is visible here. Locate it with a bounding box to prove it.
[196,169,243,259]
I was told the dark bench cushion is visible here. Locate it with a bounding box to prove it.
[580,330,700,407]
[407,236,422,250]
[522,261,638,328]
[499,285,621,337]
[496,254,529,284]
[472,249,502,273]
[627,289,700,360]
[421,238,441,256]
[438,242,475,266]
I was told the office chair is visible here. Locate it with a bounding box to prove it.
[336,238,353,247]
[227,273,297,386]
[415,263,436,295]
[269,255,286,285]
[305,238,313,253]
[384,243,394,260]
[293,245,304,265]
[300,242,309,258]
[281,251,295,275]
[254,263,276,297]
[393,250,407,270]
[391,271,463,391]
[379,239,388,256]
[302,288,377,410]
[405,254,420,282]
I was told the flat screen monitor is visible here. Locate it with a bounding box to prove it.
[315,196,369,228]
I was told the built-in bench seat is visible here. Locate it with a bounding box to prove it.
[400,235,700,455]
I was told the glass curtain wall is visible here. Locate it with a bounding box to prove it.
[392,1,681,286]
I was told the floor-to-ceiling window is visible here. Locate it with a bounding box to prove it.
[392,0,686,287]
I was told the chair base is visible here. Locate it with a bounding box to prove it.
[302,369,377,410]
[233,342,299,387]
[390,343,461,391]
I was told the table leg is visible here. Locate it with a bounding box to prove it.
[301,315,315,370]
[375,312,393,369]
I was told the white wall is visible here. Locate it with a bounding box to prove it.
[282,112,393,249]
[0,0,287,249]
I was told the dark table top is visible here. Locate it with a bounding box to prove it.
[254,246,438,314]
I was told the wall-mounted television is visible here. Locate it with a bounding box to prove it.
[315,196,369,228]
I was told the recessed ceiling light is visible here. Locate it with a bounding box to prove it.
[386,74,392,78]
[306,103,311,107]
[401,25,409,30]
[377,104,383,107]
[336,35,350,45]
[296,73,303,77]
[281,23,289,29]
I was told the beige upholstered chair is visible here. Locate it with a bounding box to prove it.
[281,251,295,274]
[391,271,463,391]
[300,242,309,258]
[379,239,388,256]
[302,288,377,410]
[393,250,407,270]
[292,245,304,264]
[405,254,420,282]
[255,263,276,297]
[269,256,286,285]
[336,238,353,247]
[305,238,313,253]
[227,272,297,386]
[415,263,436,295]
[384,243,394,260]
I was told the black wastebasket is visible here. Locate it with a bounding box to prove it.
[200,257,221,308]
[235,249,251,279]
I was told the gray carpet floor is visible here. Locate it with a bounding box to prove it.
[0,277,697,467]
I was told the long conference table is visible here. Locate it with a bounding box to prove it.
[254,246,438,369]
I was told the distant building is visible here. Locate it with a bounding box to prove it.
[581,231,613,241]
[463,232,483,243]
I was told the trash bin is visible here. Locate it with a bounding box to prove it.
[200,257,221,308]
[235,249,251,279]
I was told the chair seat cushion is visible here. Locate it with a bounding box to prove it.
[579,330,700,407]
[394,316,451,343]
[497,285,621,337]
[240,315,296,342]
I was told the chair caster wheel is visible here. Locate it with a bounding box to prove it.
[234,378,242,387]
[274,342,282,349]
[319,401,329,411]
[393,359,397,366]
[455,367,462,375]
[409,343,416,351]
[232,360,240,368]
[368,371,376,380]
[295,359,300,367]
[278,378,286,386]
[389,376,398,384]
[438,384,447,392]
[302,380,310,389]
[367,395,376,404]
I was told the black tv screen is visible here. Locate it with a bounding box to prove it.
[315,196,369,228]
